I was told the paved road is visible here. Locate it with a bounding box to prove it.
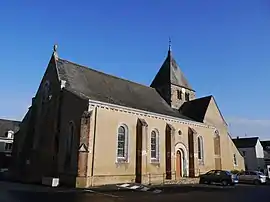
[1,182,270,202]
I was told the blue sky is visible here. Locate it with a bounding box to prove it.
[0,0,269,139]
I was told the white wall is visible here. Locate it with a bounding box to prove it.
[255,140,265,170]
[255,140,264,158]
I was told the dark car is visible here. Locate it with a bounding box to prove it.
[199,170,238,186]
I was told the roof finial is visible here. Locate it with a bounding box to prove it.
[53,44,58,60]
[169,37,172,52]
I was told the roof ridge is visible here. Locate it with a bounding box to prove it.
[233,137,258,139]
[0,118,21,122]
[187,95,212,102]
[58,58,156,90]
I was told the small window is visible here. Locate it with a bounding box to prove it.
[117,125,128,162]
[185,92,190,101]
[178,130,182,136]
[177,90,182,100]
[233,154,237,166]
[150,130,159,161]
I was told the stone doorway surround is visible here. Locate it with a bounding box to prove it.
[175,142,189,178]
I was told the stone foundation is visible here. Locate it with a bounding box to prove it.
[164,177,200,185]
[88,174,136,187]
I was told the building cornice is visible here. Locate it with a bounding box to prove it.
[88,99,215,129]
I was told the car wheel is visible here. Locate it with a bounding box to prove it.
[221,180,228,186]
[254,180,260,185]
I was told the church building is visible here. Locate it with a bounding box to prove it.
[11,45,244,188]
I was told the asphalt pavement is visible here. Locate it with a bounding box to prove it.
[1,181,270,202]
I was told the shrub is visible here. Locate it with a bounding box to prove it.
[231,170,240,174]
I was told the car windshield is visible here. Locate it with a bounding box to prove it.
[206,170,215,174]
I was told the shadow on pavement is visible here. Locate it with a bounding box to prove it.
[8,190,118,202]
[151,184,236,194]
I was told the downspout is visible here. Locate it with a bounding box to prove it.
[90,106,98,186]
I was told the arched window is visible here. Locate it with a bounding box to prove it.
[197,136,204,161]
[177,90,182,100]
[117,125,128,161]
[233,154,237,166]
[214,130,221,156]
[185,92,190,101]
[150,130,159,161]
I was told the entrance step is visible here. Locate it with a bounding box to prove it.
[116,183,162,194]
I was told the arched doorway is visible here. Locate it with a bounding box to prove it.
[175,142,188,178]
[176,150,183,178]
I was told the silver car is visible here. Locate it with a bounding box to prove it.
[238,171,267,185]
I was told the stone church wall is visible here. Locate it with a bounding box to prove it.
[81,104,224,187]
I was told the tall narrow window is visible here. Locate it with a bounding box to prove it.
[185,92,190,101]
[233,154,237,166]
[177,90,182,100]
[151,130,159,162]
[198,136,204,161]
[117,125,128,161]
[65,121,75,167]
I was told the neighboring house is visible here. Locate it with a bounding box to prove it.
[232,137,265,171]
[260,141,270,167]
[11,45,244,188]
[0,119,20,170]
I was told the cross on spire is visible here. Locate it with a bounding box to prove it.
[53,44,59,60]
[169,37,172,51]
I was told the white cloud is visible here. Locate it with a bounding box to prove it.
[227,117,270,140]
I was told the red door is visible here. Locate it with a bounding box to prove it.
[176,150,182,178]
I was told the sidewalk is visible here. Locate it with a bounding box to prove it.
[0,180,237,195]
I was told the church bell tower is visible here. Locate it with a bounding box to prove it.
[150,41,195,110]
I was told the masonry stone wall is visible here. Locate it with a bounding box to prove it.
[171,85,196,110]
[11,56,89,186]
[203,98,245,171]
[75,103,229,188]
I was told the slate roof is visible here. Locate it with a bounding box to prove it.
[232,137,259,148]
[261,141,270,150]
[179,96,212,122]
[55,58,193,121]
[150,50,193,91]
[0,119,20,138]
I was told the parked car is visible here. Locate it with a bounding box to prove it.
[199,170,238,186]
[237,171,267,185]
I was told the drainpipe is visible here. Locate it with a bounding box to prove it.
[90,106,98,186]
